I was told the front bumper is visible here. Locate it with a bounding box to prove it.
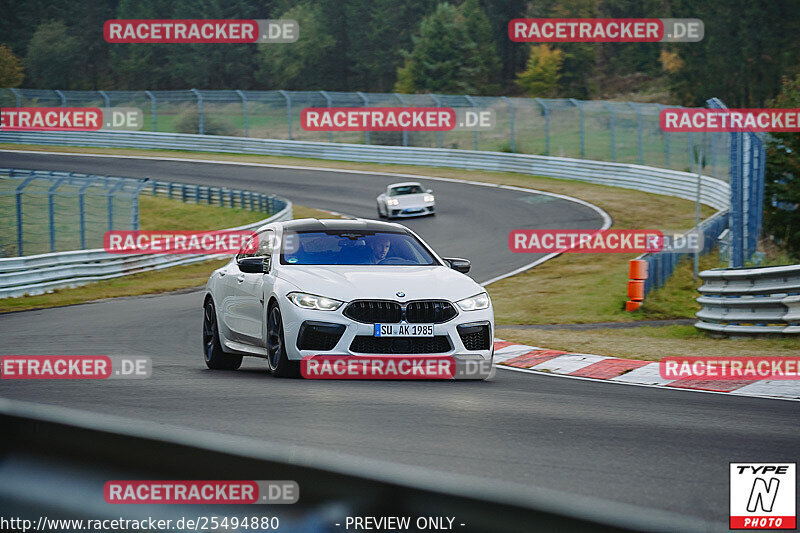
[389,203,435,217]
[280,300,493,363]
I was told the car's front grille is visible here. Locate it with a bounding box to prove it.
[343,300,457,324]
[457,323,491,351]
[406,301,457,323]
[349,335,451,354]
[344,301,402,324]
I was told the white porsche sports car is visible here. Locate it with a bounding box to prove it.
[376,182,435,218]
[203,218,493,378]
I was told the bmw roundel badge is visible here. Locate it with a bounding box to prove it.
[396,291,405,297]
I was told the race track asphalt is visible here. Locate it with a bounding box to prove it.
[1,150,797,527]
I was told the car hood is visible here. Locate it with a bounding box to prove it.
[276,265,482,303]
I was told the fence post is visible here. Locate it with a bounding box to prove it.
[9,87,21,107]
[279,90,292,139]
[78,179,94,249]
[569,98,585,158]
[145,91,157,131]
[190,89,204,135]
[131,180,149,230]
[320,90,333,143]
[464,95,479,150]
[15,174,37,257]
[500,96,515,153]
[357,91,370,145]
[394,93,408,147]
[98,90,110,108]
[235,90,248,137]
[657,104,671,168]
[628,102,644,165]
[534,98,550,156]
[48,178,66,253]
[430,94,444,148]
[601,101,615,161]
[107,181,125,233]
[54,90,66,107]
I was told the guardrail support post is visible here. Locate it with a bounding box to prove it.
[98,90,110,108]
[279,90,292,140]
[569,98,584,158]
[55,90,66,107]
[235,90,248,137]
[320,91,333,143]
[190,89,204,135]
[357,92,370,145]
[145,91,157,131]
[500,96,515,153]
[394,93,408,147]
[430,94,443,148]
[535,98,550,156]
[107,181,125,233]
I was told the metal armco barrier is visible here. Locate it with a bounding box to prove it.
[0,399,717,533]
[0,201,291,299]
[0,131,731,211]
[696,264,800,335]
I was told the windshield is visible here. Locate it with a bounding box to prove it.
[389,185,425,196]
[281,230,437,265]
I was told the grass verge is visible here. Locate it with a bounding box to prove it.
[0,203,338,314]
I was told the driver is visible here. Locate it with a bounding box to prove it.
[367,235,391,263]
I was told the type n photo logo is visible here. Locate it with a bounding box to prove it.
[730,463,796,529]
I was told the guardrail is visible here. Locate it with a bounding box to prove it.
[0,131,731,211]
[0,201,291,299]
[696,264,800,335]
[0,398,716,532]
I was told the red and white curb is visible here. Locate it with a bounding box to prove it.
[492,340,800,401]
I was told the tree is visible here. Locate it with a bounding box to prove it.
[256,2,337,90]
[395,1,500,95]
[24,21,81,88]
[461,0,501,95]
[0,44,24,87]
[763,74,800,259]
[516,44,562,97]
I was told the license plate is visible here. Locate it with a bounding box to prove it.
[374,323,434,337]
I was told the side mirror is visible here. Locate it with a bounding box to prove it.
[443,257,470,274]
[238,257,268,273]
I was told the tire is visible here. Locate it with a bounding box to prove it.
[266,303,300,378]
[377,203,386,218]
[203,299,242,370]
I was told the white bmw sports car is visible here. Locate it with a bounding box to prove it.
[376,182,435,218]
[203,218,494,378]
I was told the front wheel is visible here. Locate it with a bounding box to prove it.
[266,303,300,378]
[376,203,386,218]
[203,299,242,370]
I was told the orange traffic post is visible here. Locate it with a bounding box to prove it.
[626,259,648,311]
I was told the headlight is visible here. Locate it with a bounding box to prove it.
[386,198,399,206]
[456,292,490,311]
[424,194,435,202]
[287,292,343,311]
